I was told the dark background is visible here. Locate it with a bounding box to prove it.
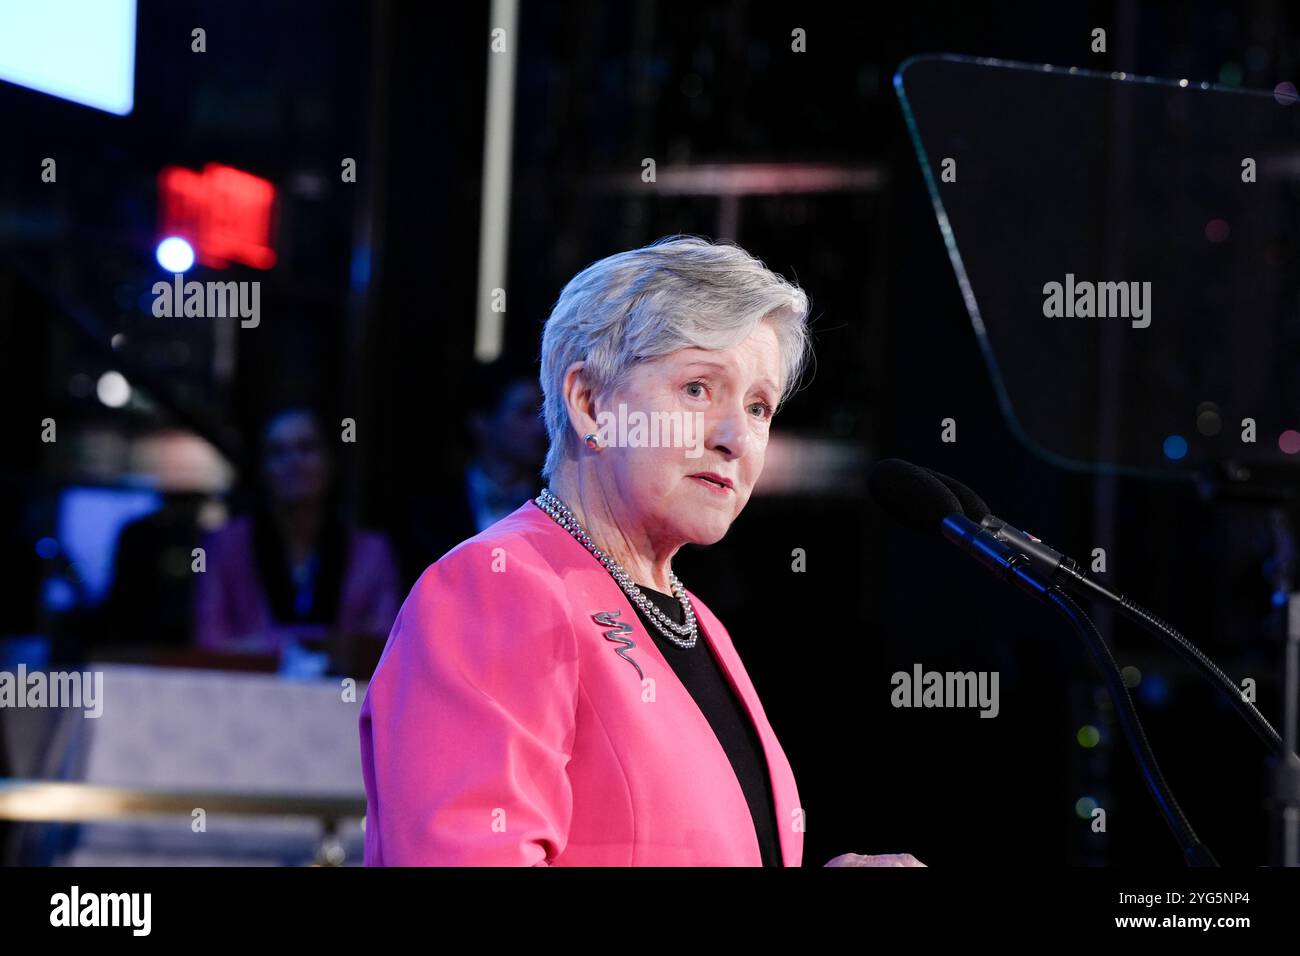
[3,0,1298,866]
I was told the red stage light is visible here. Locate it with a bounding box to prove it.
[158,163,277,270]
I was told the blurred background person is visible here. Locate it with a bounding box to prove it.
[192,406,400,673]
[100,428,230,650]
[397,360,546,582]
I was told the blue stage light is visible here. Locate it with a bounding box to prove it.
[156,237,195,273]
[1139,672,1170,707]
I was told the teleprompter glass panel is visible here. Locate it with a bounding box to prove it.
[896,55,1300,479]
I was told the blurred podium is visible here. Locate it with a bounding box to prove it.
[3,663,367,865]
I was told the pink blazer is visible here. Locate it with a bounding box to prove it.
[358,499,804,866]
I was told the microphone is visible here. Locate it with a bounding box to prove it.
[865,457,963,535]
[923,467,1103,600]
[919,463,1294,763]
[867,459,1050,600]
[869,457,1222,865]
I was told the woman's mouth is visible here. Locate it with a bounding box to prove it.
[688,473,733,493]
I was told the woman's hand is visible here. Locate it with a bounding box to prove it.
[824,852,926,867]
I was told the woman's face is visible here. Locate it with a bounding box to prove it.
[595,320,784,549]
[262,411,329,506]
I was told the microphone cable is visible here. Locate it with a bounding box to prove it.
[1046,586,1219,867]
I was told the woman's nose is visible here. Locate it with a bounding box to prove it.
[707,406,752,459]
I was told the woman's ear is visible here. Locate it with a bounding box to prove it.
[561,360,602,443]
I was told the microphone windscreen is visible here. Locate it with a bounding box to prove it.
[868,459,963,536]
[925,468,991,522]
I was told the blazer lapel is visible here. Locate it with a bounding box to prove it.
[686,589,801,868]
[593,578,797,866]
[520,500,801,866]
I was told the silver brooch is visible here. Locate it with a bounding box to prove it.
[593,611,644,680]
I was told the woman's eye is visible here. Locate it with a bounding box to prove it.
[684,381,706,398]
[749,402,773,419]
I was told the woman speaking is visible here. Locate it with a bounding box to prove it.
[359,236,922,867]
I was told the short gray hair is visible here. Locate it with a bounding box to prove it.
[538,235,812,480]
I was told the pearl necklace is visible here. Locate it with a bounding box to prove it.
[535,487,699,648]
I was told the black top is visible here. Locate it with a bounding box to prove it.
[629,586,783,867]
